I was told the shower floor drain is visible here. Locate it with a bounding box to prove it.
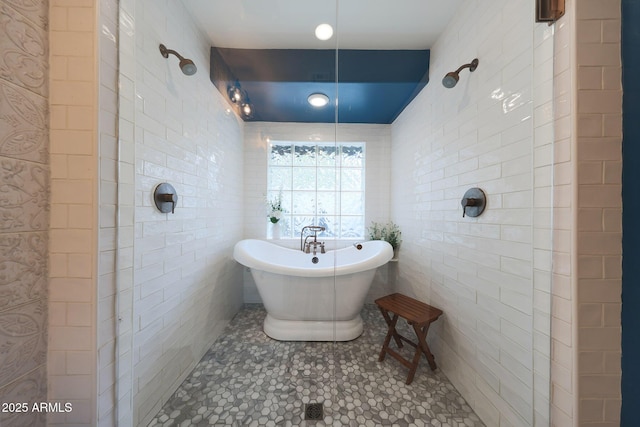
[304,403,324,421]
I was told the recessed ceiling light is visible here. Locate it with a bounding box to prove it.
[315,23,333,41]
[308,93,330,108]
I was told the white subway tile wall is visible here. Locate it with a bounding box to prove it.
[389,0,554,425]
[575,0,622,425]
[550,1,578,425]
[111,1,137,425]
[119,1,245,425]
[48,0,97,424]
[97,0,121,425]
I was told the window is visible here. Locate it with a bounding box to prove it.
[267,141,365,239]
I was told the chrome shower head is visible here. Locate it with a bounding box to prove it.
[442,58,479,88]
[159,44,197,76]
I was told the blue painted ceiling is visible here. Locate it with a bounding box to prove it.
[210,48,430,124]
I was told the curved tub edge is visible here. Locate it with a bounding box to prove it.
[263,314,364,341]
[233,238,393,277]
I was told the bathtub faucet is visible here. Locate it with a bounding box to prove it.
[301,225,326,254]
[305,241,325,255]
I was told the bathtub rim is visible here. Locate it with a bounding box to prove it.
[233,238,393,278]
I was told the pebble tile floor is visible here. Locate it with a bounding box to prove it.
[148,304,485,427]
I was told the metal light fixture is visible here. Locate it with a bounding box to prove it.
[227,84,242,104]
[159,44,197,76]
[241,102,253,118]
[240,93,253,119]
[225,80,253,119]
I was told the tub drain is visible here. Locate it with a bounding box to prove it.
[304,403,323,420]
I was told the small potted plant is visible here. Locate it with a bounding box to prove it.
[267,192,284,238]
[367,221,402,260]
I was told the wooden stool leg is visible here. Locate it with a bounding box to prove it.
[378,312,399,362]
[405,340,423,384]
[413,323,437,370]
[378,307,403,348]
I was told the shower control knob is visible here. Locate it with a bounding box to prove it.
[158,193,177,213]
[158,193,177,202]
[154,183,178,214]
[460,187,486,218]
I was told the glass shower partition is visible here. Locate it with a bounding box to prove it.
[193,0,344,424]
[113,0,555,425]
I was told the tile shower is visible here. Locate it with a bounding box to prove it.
[0,0,623,426]
[121,0,555,425]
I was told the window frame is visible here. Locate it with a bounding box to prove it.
[266,141,366,239]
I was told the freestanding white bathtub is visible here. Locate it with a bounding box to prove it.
[233,239,393,341]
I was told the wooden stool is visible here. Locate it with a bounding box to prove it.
[375,293,443,385]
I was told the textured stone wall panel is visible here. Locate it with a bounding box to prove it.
[0,299,47,386]
[0,365,47,426]
[0,3,47,97]
[0,0,48,422]
[0,157,48,232]
[0,232,47,309]
[0,80,48,164]
[1,0,46,29]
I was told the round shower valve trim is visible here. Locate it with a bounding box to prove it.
[460,187,486,218]
[154,183,178,214]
